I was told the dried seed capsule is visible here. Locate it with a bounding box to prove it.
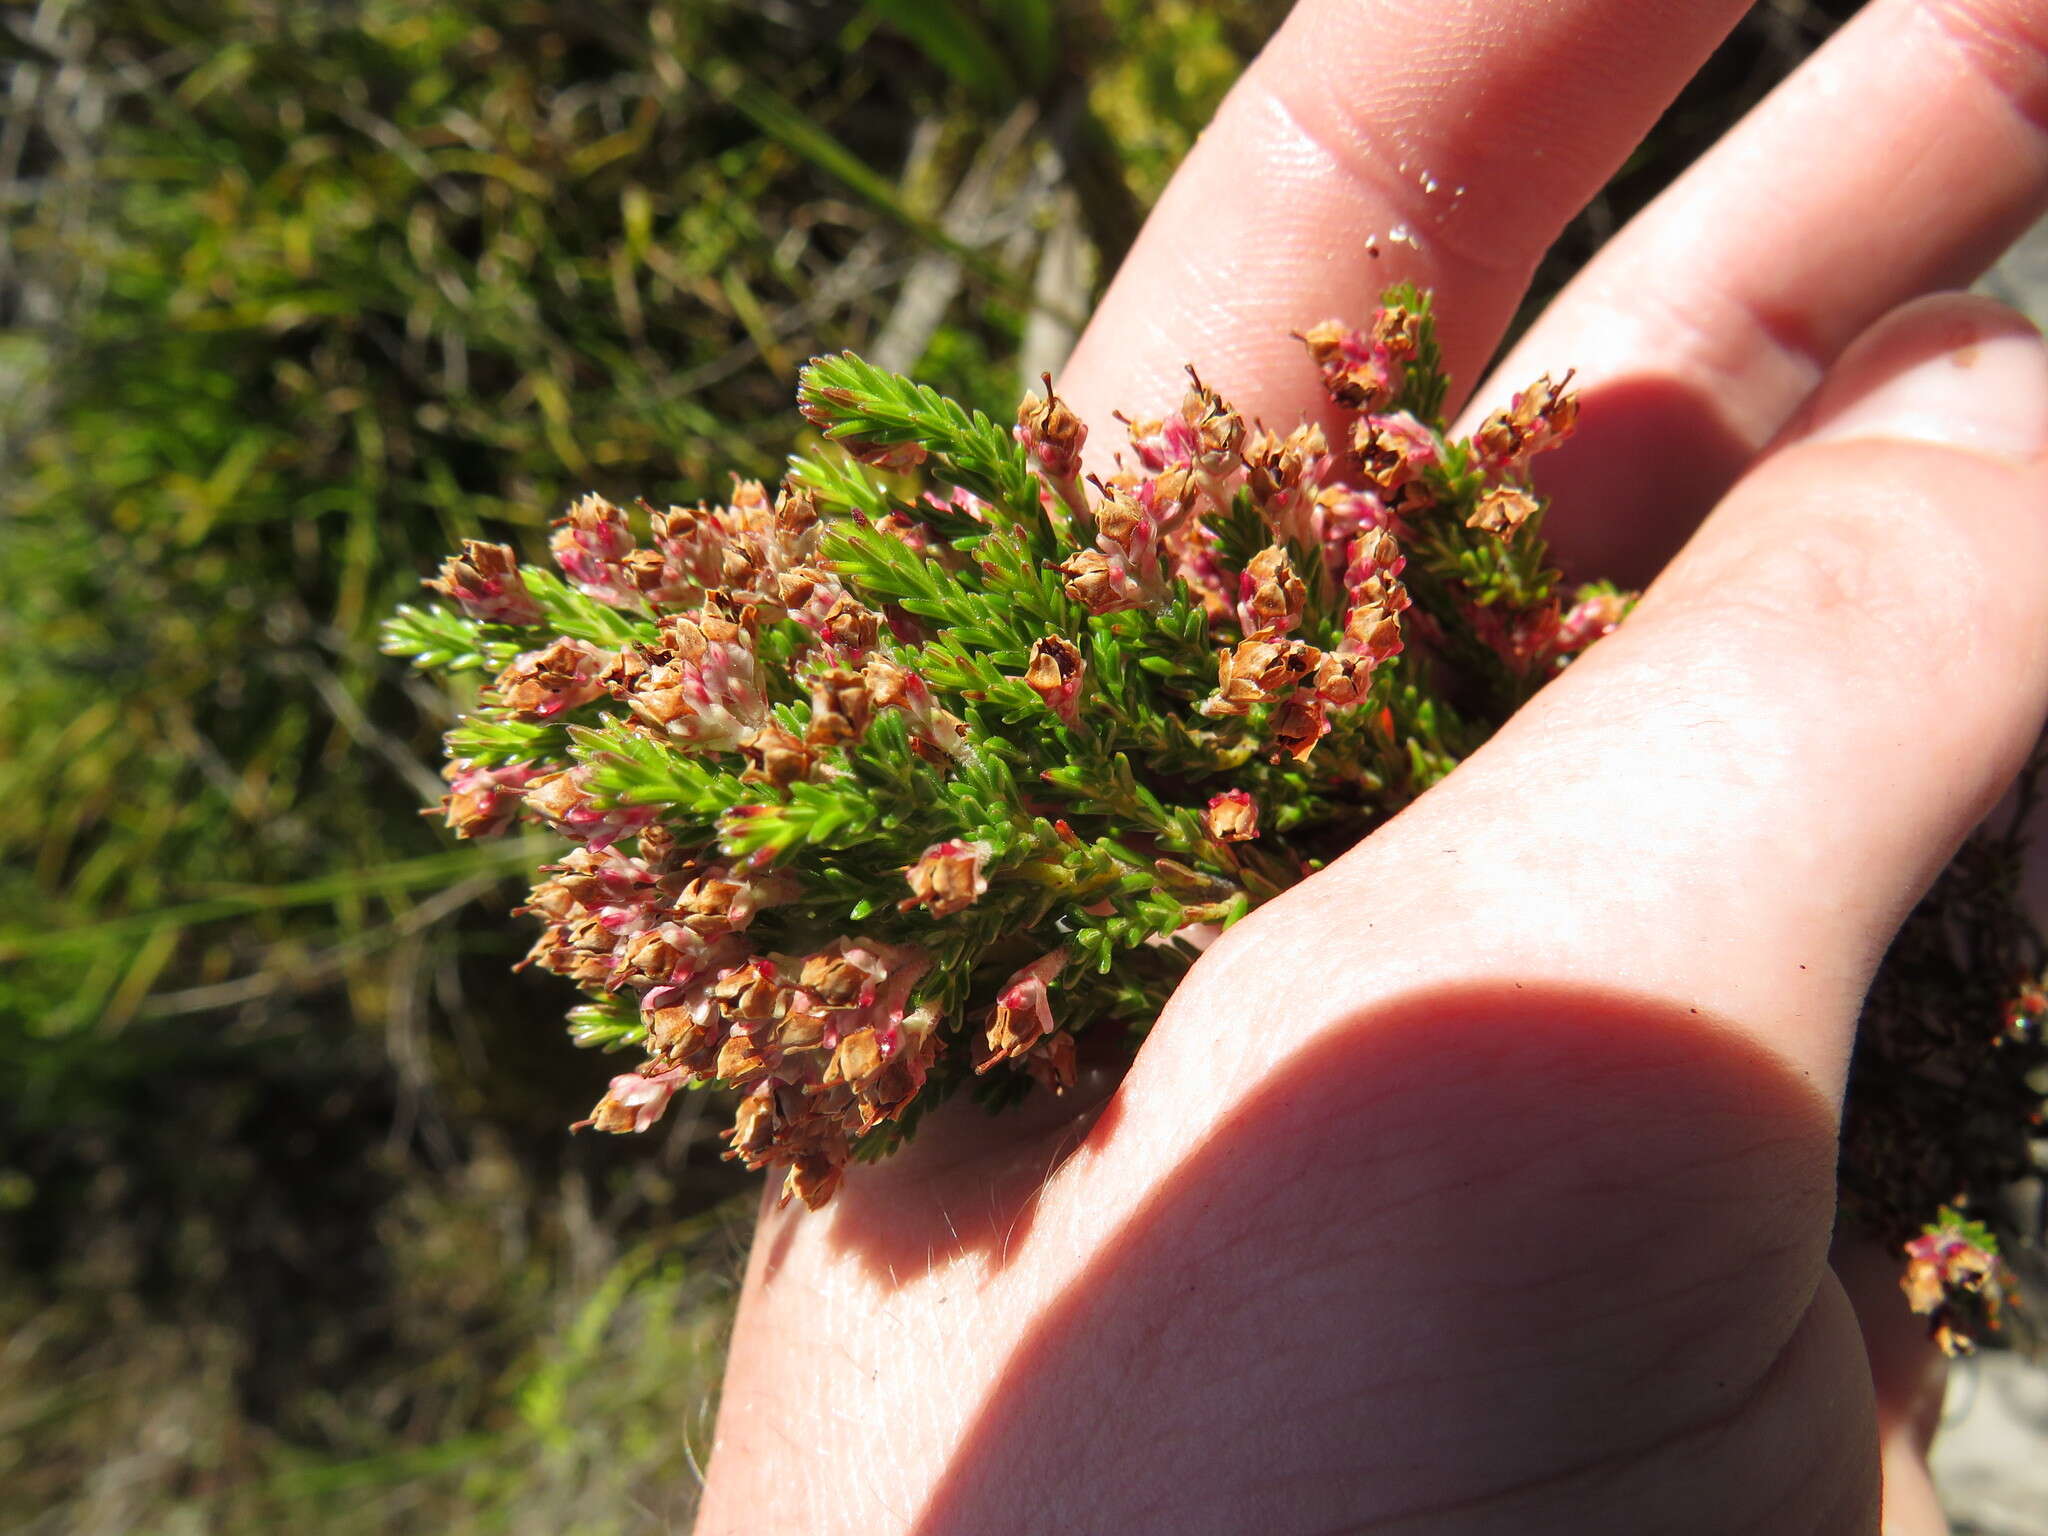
[1058,548,1142,615]
[1237,546,1306,639]
[739,724,814,789]
[1017,376,1088,482]
[494,637,609,720]
[1268,694,1330,762]
[1314,651,1378,708]
[1204,789,1260,843]
[1181,371,1246,477]
[804,666,874,746]
[1467,485,1540,538]
[1474,372,1579,472]
[1023,636,1085,725]
[425,540,544,625]
[901,838,992,918]
[1207,638,1321,716]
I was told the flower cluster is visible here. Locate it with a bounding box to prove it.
[388,285,1623,1207]
[1901,1207,2013,1357]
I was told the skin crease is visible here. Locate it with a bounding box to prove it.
[695,3,2048,1531]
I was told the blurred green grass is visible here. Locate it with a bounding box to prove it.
[0,0,1859,1528]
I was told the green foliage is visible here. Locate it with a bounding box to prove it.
[788,448,893,520]
[799,350,1045,520]
[0,1165,747,1536]
[1085,0,1255,204]
[566,995,652,1053]
[445,715,571,766]
[382,604,525,673]
[1381,281,1450,422]
[865,0,1035,101]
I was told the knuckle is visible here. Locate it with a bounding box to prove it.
[1680,465,2003,689]
[1922,0,2048,136]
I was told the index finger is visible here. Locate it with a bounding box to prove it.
[1057,0,1751,441]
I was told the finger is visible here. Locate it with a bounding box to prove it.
[1054,0,1750,446]
[1470,0,2048,586]
[1832,1237,1953,1536]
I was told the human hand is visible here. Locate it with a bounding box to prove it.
[695,3,2048,1531]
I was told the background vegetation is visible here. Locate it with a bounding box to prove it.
[0,1,1876,1530]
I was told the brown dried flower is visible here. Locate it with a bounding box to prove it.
[494,637,610,720]
[979,949,1067,1069]
[1237,546,1306,639]
[1268,694,1330,761]
[1024,635,1085,725]
[820,594,882,652]
[1467,485,1541,538]
[1314,650,1378,708]
[1474,372,1580,471]
[1058,548,1142,615]
[1204,789,1259,842]
[804,666,875,746]
[1206,638,1321,716]
[1017,376,1088,482]
[739,724,815,788]
[1182,372,1246,476]
[901,839,991,918]
[426,540,544,625]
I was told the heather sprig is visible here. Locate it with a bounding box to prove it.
[376,282,1622,1212]
[384,284,1608,1212]
[383,283,2047,1352]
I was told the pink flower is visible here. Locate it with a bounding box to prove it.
[1554,590,1630,654]
[1117,410,1199,472]
[901,839,992,917]
[523,766,658,851]
[550,493,641,609]
[1204,789,1259,842]
[923,484,992,523]
[578,1064,687,1134]
[981,948,1067,1065]
[426,541,545,625]
[437,758,545,838]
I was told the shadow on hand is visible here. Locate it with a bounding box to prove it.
[1532,371,1760,588]
[753,1058,1127,1289]
[905,982,1875,1535]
